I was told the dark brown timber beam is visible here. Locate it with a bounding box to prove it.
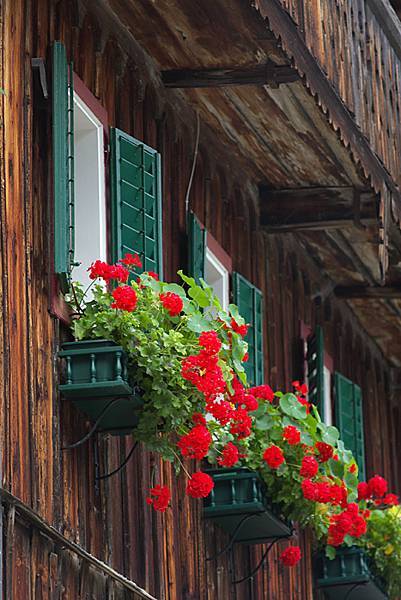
[161,63,299,88]
[335,286,401,299]
[259,186,378,233]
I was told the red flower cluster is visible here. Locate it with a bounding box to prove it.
[206,397,234,425]
[230,408,252,439]
[292,380,308,396]
[182,351,225,396]
[280,546,301,567]
[192,412,206,426]
[89,260,129,283]
[199,331,222,354]
[263,445,285,469]
[146,271,159,280]
[146,485,171,512]
[177,425,212,460]
[328,503,366,546]
[357,475,389,502]
[300,456,319,478]
[301,479,347,506]
[231,319,248,337]
[218,442,240,467]
[383,493,399,506]
[186,472,214,498]
[120,252,142,268]
[315,442,334,463]
[249,384,275,402]
[283,425,301,445]
[159,292,183,317]
[111,285,138,311]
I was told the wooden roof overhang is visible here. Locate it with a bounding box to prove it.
[89,0,401,364]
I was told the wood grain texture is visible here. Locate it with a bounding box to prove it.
[1,0,401,598]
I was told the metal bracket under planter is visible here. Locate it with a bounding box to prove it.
[315,547,388,600]
[204,468,293,584]
[59,340,143,437]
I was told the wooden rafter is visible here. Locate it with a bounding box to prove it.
[259,186,378,233]
[161,62,299,88]
[335,286,401,299]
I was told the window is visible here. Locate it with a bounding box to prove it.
[188,211,230,309]
[72,93,106,289]
[52,41,163,302]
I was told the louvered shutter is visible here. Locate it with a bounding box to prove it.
[53,41,74,292]
[233,273,264,386]
[110,128,163,279]
[188,212,206,284]
[307,326,325,416]
[335,373,366,480]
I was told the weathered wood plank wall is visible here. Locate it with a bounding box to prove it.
[0,0,399,598]
[275,0,401,190]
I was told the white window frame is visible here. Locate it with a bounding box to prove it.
[72,92,107,290]
[205,247,230,311]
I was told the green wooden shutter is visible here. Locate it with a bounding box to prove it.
[110,128,163,278]
[52,41,74,292]
[335,373,366,479]
[188,212,206,284]
[307,326,325,416]
[233,272,264,386]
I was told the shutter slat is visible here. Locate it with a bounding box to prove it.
[188,212,206,284]
[53,41,74,292]
[110,128,163,278]
[233,272,264,386]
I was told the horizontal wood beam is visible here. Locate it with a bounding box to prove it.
[161,62,299,88]
[335,285,401,299]
[259,186,378,233]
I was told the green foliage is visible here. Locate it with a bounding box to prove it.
[360,507,401,598]
[68,271,248,462]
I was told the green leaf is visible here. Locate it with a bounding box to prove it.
[228,304,245,324]
[255,415,274,431]
[319,424,340,446]
[162,283,186,298]
[186,314,214,333]
[344,471,358,490]
[328,458,344,479]
[325,546,336,560]
[279,394,307,420]
[188,286,210,308]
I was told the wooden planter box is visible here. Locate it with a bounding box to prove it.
[59,340,142,435]
[315,547,388,600]
[204,467,292,545]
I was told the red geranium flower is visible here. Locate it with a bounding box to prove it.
[206,397,235,425]
[120,252,142,268]
[186,472,214,498]
[89,260,129,283]
[249,385,275,402]
[283,425,301,446]
[292,381,308,396]
[146,485,170,512]
[300,455,319,478]
[231,319,248,337]
[230,408,252,439]
[280,546,301,567]
[177,425,212,460]
[263,445,285,469]
[159,292,183,317]
[315,442,334,463]
[357,482,370,501]
[367,475,388,498]
[218,442,240,468]
[242,393,258,412]
[146,271,159,280]
[198,331,222,354]
[111,285,138,311]
[192,412,206,426]
[383,493,399,506]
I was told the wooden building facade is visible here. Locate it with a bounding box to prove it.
[2,0,401,598]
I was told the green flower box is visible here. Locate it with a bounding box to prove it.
[316,547,388,600]
[59,340,142,436]
[204,467,292,545]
